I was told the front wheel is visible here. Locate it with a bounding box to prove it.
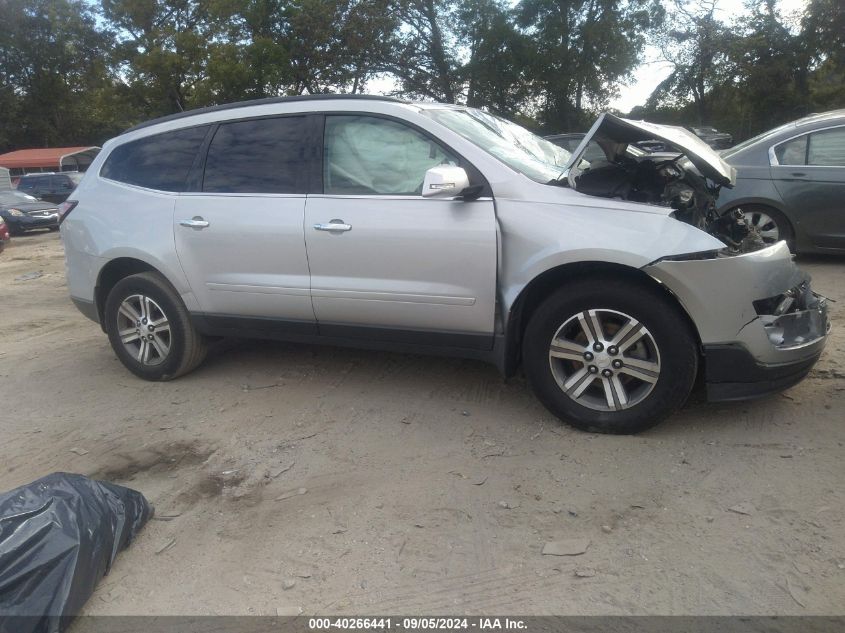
[522,279,698,434]
[104,272,207,381]
[741,205,794,250]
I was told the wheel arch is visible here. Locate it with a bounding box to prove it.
[501,261,702,378]
[95,258,160,330]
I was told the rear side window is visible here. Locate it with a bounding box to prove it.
[101,126,210,191]
[807,127,845,166]
[202,116,307,194]
[52,176,73,190]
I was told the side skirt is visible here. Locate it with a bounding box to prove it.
[191,313,507,371]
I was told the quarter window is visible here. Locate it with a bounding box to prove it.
[203,116,307,194]
[774,135,807,165]
[323,115,458,195]
[807,127,845,166]
[101,126,210,191]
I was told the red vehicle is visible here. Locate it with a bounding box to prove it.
[0,217,10,253]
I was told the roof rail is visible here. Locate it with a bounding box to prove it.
[124,94,406,134]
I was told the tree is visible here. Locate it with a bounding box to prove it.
[517,0,662,132]
[457,0,532,118]
[646,0,731,125]
[382,0,462,102]
[0,0,118,150]
[101,0,218,115]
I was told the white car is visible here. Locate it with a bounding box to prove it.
[59,96,829,433]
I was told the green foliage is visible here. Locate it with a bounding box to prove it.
[639,0,845,142]
[0,0,842,150]
[0,0,120,151]
[517,0,663,132]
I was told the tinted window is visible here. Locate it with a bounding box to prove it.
[52,176,73,190]
[807,127,845,166]
[775,135,807,165]
[101,125,210,191]
[324,115,458,195]
[18,176,46,190]
[203,117,306,193]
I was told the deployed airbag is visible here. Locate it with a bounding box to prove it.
[0,473,152,633]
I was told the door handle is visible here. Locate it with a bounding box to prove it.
[313,220,352,232]
[179,216,210,229]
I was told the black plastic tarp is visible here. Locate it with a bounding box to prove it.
[0,473,152,633]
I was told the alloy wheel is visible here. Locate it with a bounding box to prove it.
[116,294,172,366]
[548,309,661,411]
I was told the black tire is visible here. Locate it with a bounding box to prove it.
[104,272,207,381]
[522,277,698,434]
[741,204,795,251]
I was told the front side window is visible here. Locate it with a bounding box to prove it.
[807,127,845,166]
[323,115,459,195]
[101,125,210,192]
[203,116,307,193]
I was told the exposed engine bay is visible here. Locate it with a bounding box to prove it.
[571,156,765,253]
[564,113,766,254]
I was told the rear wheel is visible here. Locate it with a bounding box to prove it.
[522,278,698,434]
[104,272,207,381]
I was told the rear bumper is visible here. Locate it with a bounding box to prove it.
[704,343,822,401]
[71,297,99,324]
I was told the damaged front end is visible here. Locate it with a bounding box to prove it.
[753,282,829,350]
[565,113,766,254]
[644,242,830,401]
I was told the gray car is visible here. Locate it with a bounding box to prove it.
[59,96,829,434]
[717,109,845,253]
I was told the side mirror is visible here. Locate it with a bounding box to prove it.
[422,166,470,198]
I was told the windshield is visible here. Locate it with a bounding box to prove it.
[0,191,38,204]
[423,107,571,183]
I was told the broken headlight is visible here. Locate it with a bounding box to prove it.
[752,283,829,348]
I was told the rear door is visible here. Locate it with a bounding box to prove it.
[174,115,316,329]
[303,114,497,348]
[771,125,845,249]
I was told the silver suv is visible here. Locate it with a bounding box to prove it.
[60,96,829,434]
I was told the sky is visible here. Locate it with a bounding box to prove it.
[609,0,810,112]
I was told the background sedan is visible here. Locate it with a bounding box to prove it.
[0,190,59,235]
[718,109,845,253]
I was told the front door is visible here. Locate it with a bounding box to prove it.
[174,115,315,329]
[304,114,497,348]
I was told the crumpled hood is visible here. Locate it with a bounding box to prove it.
[567,113,736,187]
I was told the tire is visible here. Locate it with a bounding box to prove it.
[741,205,794,251]
[104,272,207,381]
[522,278,698,434]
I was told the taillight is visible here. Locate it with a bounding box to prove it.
[57,200,78,225]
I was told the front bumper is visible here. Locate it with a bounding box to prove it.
[703,344,822,401]
[644,241,829,401]
[8,214,59,231]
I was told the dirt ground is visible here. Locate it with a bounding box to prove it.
[1,231,843,616]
